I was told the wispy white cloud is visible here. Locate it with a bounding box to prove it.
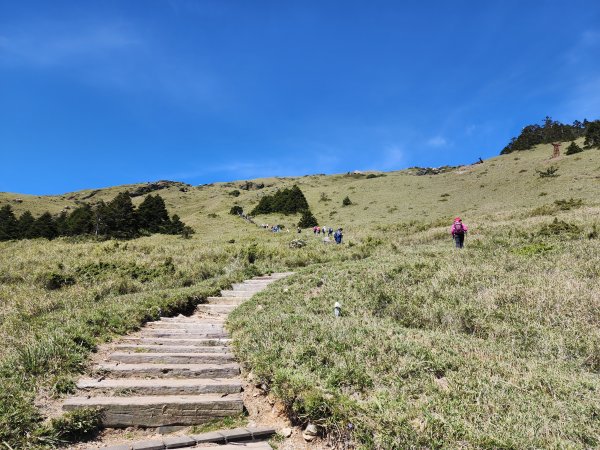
[426,136,447,147]
[375,145,406,171]
[559,30,600,120]
[0,19,224,109]
[564,30,600,66]
[563,75,600,120]
[0,23,141,67]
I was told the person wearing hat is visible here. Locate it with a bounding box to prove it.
[450,217,468,248]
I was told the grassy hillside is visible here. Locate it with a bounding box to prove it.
[1,142,599,448]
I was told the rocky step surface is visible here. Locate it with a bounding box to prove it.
[77,377,242,395]
[62,273,292,431]
[119,337,231,346]
[113,344,231,353]
[64,394,244,427]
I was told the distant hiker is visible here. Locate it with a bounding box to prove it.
[451,217,468,249]
[334,228,343,244]
[313,226,318,234]
[328,227,333,236]
[297,227,302,234]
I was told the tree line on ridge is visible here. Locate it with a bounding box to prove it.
[501,116,600,154]
[0,193,193,241]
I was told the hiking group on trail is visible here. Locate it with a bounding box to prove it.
[450,217,468,248]
[311,225,343,244]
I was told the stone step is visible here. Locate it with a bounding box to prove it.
[120,337,231,347]
[206,297,245,305]
[195,305,236,314]
[108,352,235,365]
[253,273,292,280]
[62,394,244,427]
[219,290,254,298]
[113,344,230,353]
[95,363,240,378]
[77,378,242,395]
[232,280,272,285]
[179,444,272,450]
[147,322,225,330]
[157,317,225,324]
[171,444,272,450]
[230,284,269,291]
[140,330,229,339]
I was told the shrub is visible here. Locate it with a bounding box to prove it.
[40,272,76,290]
[230,205,243,215]
[554,198,583,210]
[536,166,559,178]
[39,408,104,444]
[342,196,352,206]
[565,142,583,155]
[229,190,241,197]
[538,218,581,238]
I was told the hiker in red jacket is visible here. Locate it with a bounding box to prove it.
[450,217,468,248]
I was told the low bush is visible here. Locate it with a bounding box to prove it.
[40,272,76,290]
[565,141,583,155]
[538,218,581,238]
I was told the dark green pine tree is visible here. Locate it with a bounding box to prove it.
[298,209,318,228]
[30,212,58,239]
[54,211,69,236]
[137,194,170,233]
[168,214,185,234]
[584,120,600,149]
[105,192,138,238]
[92,201,110,236]
[66,204,94,235]
[250,185,310,215]
[565,141,583,155]
[250,195,273,215]
[16,210,35,239]
[0,205,18,241]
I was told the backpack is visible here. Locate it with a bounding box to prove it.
[454,222,464,234]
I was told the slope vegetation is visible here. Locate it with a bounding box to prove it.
[0,142,599,448]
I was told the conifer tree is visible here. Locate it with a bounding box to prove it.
[30,212,58,239]
[54,211,69,236]
[137,194,170,232]
[66,204,94,235]
[250,185,310,215]
[16,210,35,239]
[584,120,600,149]
[298,209,318,228]
[105,192,137,238]
[565,142,583,155]
[92,201,110,236]
[0,205,18,241]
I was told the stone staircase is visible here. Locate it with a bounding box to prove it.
[62,273,292,446]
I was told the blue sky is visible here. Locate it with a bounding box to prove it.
[1,1,599,194]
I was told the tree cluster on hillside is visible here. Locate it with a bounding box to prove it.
[501,117,600,154]
[0,193,193,241]
[250,185,310,215]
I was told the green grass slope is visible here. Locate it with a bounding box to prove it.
[1,142,599,448]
